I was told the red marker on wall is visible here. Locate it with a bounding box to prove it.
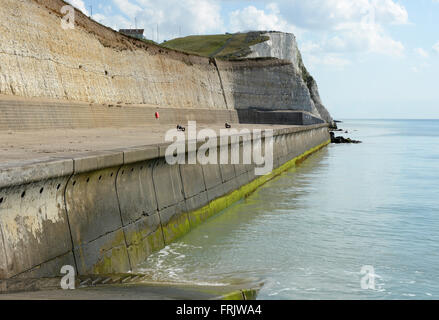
[155,112,160,119]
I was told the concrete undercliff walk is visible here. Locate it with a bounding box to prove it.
[0,117,330,279]
[0,123,329,299]
[0,0,334,299]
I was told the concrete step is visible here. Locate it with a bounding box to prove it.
[0,97,238,131]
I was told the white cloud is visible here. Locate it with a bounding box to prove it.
[410,62,431,73]
[226,0,406,58]
[341,23,403,56]
[415,48,429,58]
[433,41,439,54]
[92,13,106,22]
[109,0,224,42]
[302,23,404,57]
[84,0,408,60]
[300,40,352,68]
[88,11,132,31]
[66,0,89,15]
[112,0,142,17]
[276,0,408,31]
[410,66,419,73]
[228,4,297,34]
[307,53,352,68]
[272,0,407,57]
[373,0,409,25]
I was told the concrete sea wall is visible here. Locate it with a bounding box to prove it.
[0,96,326,131]
[0,0,334,282]
[0,97,239,131]
[237,109,325,126]
[0,125,330,279]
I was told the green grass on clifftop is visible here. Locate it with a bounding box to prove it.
[162,32,269,59]
[162,34,232,57]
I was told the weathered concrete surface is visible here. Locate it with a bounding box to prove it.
[14,252,76,279]
[0,176,73,279]
[65,165,130,275]
[0,278,262,300]
[0,124,330,280]
[115,159,164,269]
[152,158,189,245]
[0,123,292,164]
[0,96,239,131]
[0,158,73,189]
[202,164,226,203]
[0,0,336,288]
[124,214,164,270]
[237,109,325,126]
[116,160,158,225]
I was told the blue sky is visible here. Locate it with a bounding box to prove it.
[67,0,439,119]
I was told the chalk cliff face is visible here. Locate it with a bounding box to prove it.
[248,32,303,72]
[0,0,227,109]
[0,0,332,123]
[248,32,333,123]
[216,59,319,115]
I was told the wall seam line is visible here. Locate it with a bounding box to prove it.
[114,160,133,272]
[63,170,79,276]
[10,251,74,279]
[151,159,167,246]
[0,222,10,278]
[177,164,192,228]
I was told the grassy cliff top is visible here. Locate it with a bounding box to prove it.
[161,32,270,59]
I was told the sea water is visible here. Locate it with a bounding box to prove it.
[139,120,439,299]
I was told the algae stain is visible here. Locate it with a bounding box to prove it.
[91,231,129,274]
[91,140,330,274]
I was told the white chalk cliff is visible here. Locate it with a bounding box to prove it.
[248,32,333,123]
[0,1,332,123]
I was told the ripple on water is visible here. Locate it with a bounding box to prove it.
[138,120,439,299]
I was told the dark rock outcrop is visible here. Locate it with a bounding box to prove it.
[330,132,362,144]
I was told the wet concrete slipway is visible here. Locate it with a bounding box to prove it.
[0,274,261,300]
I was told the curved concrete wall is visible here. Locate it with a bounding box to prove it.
[0,96,325,131]
[0,125,330,279]
[0,97,239,131]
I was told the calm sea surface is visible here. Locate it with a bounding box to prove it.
[139,120,439,299]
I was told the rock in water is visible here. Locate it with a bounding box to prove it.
[330,132,362,144]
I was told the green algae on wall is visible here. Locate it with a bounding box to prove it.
[91,138,330,274]
[0,125,330,280]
